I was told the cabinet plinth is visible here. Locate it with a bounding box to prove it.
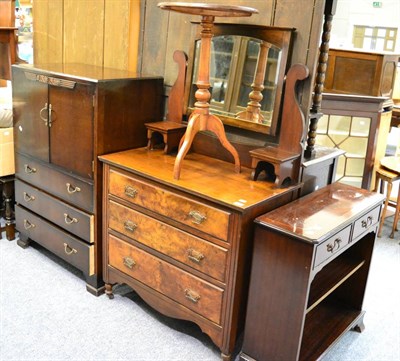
[240,182,384,361]
[12,63,163,294]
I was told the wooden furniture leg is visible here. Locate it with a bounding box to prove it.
[0,176,15,241]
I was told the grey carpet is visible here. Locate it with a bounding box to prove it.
[1,216,399,361]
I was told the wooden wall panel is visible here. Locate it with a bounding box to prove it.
[104,0,130,70]
[33,0,64,65]
[63,0,105,66]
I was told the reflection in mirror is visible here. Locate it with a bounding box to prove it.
[185,25,294,136]
[189,36,281,126]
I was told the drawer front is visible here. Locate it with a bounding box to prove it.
[16,154,94,212]
[108,200,228,282]
[108,169,231,241]
[353,205,381,240]
[314,224,352,268]
[15,180,94,243]
[16,205,94,275]
[108,234,224,325]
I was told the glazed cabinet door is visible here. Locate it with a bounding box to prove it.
[13,68,49,162]
[49,82,95,179]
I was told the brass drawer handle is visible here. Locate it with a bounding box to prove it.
[123,256,136,269]
[189,210,207,225]
[326,238,341,253]
[124,185,138,198]
[64,213,78,225]
[24,164,37,174]
[66,183,81,194]
[23,219,35,230]
[361,216,373,228]
[184,288,201,303]
[63,243,77,255]
[23,192,35,202]
[187,248,205,264]
[124,220,137,233]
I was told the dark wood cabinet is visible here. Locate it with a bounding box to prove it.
[12,63,163,294]
[240,183,384,361]
[99,148,300,360]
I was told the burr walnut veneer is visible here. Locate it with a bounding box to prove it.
[99,147,300,360]
[12,63,163,295]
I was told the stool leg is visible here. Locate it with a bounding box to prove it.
[390,184,400,239]
[378,180,392,238]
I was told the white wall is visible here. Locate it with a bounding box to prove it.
[330,0,400,52]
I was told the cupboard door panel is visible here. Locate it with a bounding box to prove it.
[49,83,95,179]
[12,69,49,161]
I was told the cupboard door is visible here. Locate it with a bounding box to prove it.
[49,82,95,179]
[12,68,49,162]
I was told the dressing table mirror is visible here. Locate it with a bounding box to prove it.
[184,23,295,136]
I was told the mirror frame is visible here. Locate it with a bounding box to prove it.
[184,23,295,136]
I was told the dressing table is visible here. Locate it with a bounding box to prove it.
[100,3,308,360]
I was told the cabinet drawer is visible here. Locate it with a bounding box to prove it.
[16,154,94,212]
[353,205,381,240]
[15,180,94,243]
[16,205,94,276]
[108,234,224,325]
[314,225,352,268]
[108,200,228,282]
[108,169,231,241]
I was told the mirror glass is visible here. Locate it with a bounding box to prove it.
[185,25,294,136]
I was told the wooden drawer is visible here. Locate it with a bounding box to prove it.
[108,200,228,282]
[15,180,94,243]
[314,225,352,268]
[108,169,231,241]
[15,204,94,275]
[108,234,224,325]
[353,205,381,240]
[16,153,94,213]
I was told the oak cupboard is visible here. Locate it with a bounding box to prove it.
[12,63,163,294]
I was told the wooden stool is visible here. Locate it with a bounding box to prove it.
[250,147,301,187]
[0,175,15,241]
[145,120,187,154]
[373,167,400,238]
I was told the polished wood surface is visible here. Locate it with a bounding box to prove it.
[158,3,258,179]
[256,182,384,241]
[13,64,163,294]
[0,27,18,80]
[380,156,400,174]
[99,148,297,209]
[101,148,300,360]
[240,183,384,361]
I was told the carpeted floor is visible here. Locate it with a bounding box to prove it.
[1,216,399,361]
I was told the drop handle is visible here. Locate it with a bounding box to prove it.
[187,248,205,264]
[123,257,136,269]
[184,288,201,303]
[24,164,37,174]
[326,238,341,253]
[23,192,35,202]
[124,220,137,233]
[39,102,48,124]
[361,216,373,228]
[66,183,81,194]
[124,185,138,198]
[189,210,207,225]
[23,219,35,230]
[64,213,78,225]
[63,243,77,255]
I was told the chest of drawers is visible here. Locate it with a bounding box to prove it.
[240,183,385,361]
[99,148,300,360]
[12,63,163,295]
